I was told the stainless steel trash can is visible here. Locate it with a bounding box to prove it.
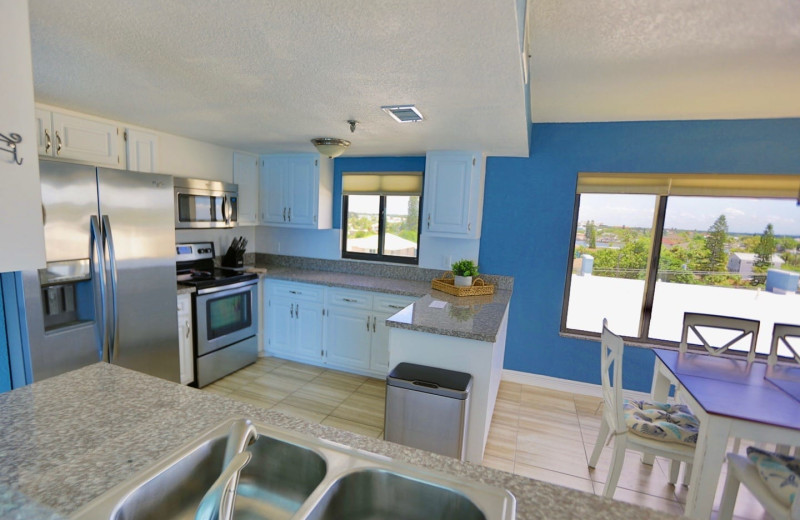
[385,362,472,461]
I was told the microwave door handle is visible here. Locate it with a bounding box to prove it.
[103,215,120,361]
[90,216,109,362]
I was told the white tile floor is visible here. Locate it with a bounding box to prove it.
[203,357,772,519]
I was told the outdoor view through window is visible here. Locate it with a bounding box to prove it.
[343,194,420,263]
[565,193,800,356]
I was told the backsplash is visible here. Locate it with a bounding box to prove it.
[254,254,514,290]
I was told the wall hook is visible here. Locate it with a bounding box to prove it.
[0,132,23,165]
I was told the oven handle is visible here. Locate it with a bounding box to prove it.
[196,279,258,296]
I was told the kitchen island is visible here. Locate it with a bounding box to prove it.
[0,363,679,520]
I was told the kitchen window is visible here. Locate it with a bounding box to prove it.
[562,172,800,357]
[342,172,422,264]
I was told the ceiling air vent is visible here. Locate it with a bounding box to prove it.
[381,105,424,123]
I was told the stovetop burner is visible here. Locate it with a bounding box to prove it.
[176,241,257,290]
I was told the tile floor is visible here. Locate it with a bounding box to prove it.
[202,357,770,520]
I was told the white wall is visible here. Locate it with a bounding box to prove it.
[0,0,46,271]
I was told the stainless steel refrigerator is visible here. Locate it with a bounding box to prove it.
[22,159,180,382]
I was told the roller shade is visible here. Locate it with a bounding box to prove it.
[577,173,800,200]
[342,172,423,196]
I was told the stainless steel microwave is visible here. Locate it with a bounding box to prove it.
[174,177,238,229]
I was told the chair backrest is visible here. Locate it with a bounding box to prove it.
[679,312,760,362]
[600,319,626,435]
[768,323,800,367]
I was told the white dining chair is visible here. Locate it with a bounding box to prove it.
[768,323,800,367]
[680,312,760,362]
[718,452,800,520]
[588,319,699,498]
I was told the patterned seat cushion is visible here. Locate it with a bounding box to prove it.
[623,400,699,446]
[746,446,799,507]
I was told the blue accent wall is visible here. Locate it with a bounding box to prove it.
[0,272,32,392]
[480,119,800,391]
[332,156,426,229]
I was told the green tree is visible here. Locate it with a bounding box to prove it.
[754,223,777,272]
[585,220,597,248]
[704,214,729,272]
[403,196,420,231]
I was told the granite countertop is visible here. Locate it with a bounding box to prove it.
[176,283,195,295]
[259,264,512,342]
[0,364,681,520]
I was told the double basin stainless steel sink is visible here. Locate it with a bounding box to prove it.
[72,418,516,520]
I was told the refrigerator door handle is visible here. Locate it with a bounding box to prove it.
[90,216,109,362]
[103,215,120,361]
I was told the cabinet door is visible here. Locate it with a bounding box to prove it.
[125,129,159,173]
[286,155,318,227]
[424,153,473,235]
[267,296,295,355]
[324,307,372,370]
[294,300,324,362]
[35,108,53,156]
[177,295,194,385]
[233,151,259,224]
[0,3,46,272]
[52,111,119,166]
[260,157,288,223]
[370,311,393,374]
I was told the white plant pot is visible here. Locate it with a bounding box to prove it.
[454,275,473,287]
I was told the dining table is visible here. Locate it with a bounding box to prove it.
[650,348,800,520]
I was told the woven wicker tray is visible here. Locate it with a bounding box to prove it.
[431,272,495,296]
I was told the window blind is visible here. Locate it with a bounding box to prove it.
[576,173,800,200]
[342,172,423,196]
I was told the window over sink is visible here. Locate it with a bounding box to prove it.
[342,172,422,265]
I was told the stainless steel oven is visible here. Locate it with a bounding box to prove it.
[195,280,258,357]
[174,177,238,229]
[176,242,258,387]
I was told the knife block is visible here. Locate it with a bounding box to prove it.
[221,249,244,268]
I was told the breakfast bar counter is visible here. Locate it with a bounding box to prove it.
[0,363,680,520]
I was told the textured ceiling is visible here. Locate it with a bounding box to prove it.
[529,0,800,122]
[28,0,528,157]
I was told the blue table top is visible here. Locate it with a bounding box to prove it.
[654,348,800,431]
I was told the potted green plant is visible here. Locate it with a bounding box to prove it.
[451,259,479,287]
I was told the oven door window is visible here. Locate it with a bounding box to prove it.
[177,193,225,223]
[206,290,252,340]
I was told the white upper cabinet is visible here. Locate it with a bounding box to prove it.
[422,151,485,239]
[0,0,45,271]
[233,151,259,225]
[125,128,159,173]
[36,107,120,167]
[259,153,332,229]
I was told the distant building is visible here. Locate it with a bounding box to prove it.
[727,252,785,279]
[347,233,417,256]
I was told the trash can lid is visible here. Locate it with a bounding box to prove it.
[387,362,473,399]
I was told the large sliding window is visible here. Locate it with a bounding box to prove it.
[562,173,800,357]
[342,172,422,264]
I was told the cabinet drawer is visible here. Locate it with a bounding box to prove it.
[326,287,373,310]
[373,294,417,314]
[268,281,323,302]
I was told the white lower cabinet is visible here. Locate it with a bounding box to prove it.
[177,293,194,385]
[265,280,415,377]
[324,306,372,371]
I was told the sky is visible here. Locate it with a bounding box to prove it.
[579,194,800,236]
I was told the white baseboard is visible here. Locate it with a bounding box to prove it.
[502,369,651,401]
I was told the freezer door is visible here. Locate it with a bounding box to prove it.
[39,160,99,262]
[97,168,180,382]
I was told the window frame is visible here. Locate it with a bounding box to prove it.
[341,193,422,265]
[560,180,800,355]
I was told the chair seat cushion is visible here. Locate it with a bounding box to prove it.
[746,446,799,507]
[623,400,699,446]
